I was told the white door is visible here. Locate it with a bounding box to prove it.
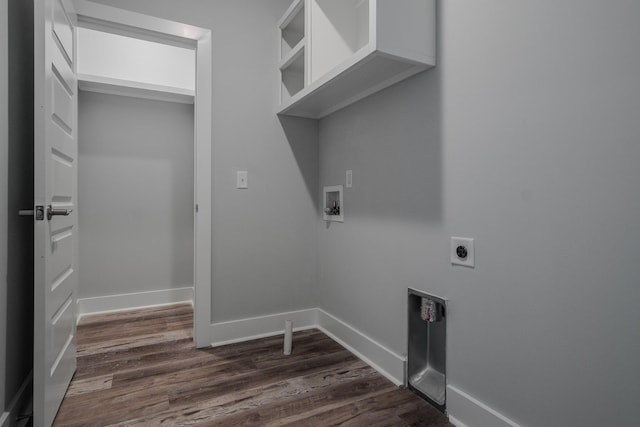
[34,0,78,425]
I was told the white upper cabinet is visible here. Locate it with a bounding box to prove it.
[277,0,436,119]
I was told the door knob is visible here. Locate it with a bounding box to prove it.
[47,205,72,220]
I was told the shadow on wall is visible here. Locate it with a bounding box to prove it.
[6,0,34,407]
[278,115,320,212]
[315,65,444,225]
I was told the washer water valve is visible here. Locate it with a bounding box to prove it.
[421,298,442,322]
[324,200,340,216]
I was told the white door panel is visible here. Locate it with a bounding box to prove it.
[51,75,74,130]
[49,230,74,292]
[50,296,74,365]
[50,121,74,157]
[50,47,75,135]
[50,155,75,207]
[34,0,78,425]
[51,43,75,94]
[53,0,73,62]
[52,156,73,199]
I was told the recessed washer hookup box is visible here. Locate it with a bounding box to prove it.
[407,288,447,412]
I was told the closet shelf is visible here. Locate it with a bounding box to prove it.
[78,74,195,104]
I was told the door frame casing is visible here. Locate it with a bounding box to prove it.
[72,0,212,347]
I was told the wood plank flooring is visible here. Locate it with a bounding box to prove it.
[53,304,453,426]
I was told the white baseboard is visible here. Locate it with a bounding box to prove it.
[447,385,521,427]
[315,309,405,386]
[209,308,317,347]
[77,286,194,319]
[206,307,405,387]
[1,371,33,427]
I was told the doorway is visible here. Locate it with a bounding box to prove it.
[76,28,196,320]
[72,0,212,347]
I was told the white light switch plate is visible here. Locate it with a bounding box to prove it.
[236,171,248,189]
[451,237,475,267]
[346,170,353,188]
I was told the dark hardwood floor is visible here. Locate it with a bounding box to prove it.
[53,304,452,426]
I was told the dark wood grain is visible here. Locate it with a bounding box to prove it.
[53,304,452,426]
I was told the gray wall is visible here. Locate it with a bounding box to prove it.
[72,1,640,425]
[78,92,194,298]
[90,0,319,322]
[3,0,34,417]
[0,0,8,412]
[318,1,640,426]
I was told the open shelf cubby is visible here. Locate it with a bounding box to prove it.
[277,0,436,119]
[279,0,305,59]
[310,0,369,82]
[280,48,305,102]
[278,0,307,104]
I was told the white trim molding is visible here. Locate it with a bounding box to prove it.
[73,0,205,49]
[77,287,194,319]
[207,307,406,387]
[209,308,317,347]
[447,385,521,427]
[192,29,212,349]
[316,309,405,386]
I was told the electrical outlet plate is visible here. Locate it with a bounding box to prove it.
[451,237,474,267]
[236,171,248,189]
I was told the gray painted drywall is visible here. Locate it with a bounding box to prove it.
[0,0,8,412]
[4,0,34,413]
[89,0,319,322]
[78,91,194,298]
[318,1,640,426]
[64,2,640,425]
